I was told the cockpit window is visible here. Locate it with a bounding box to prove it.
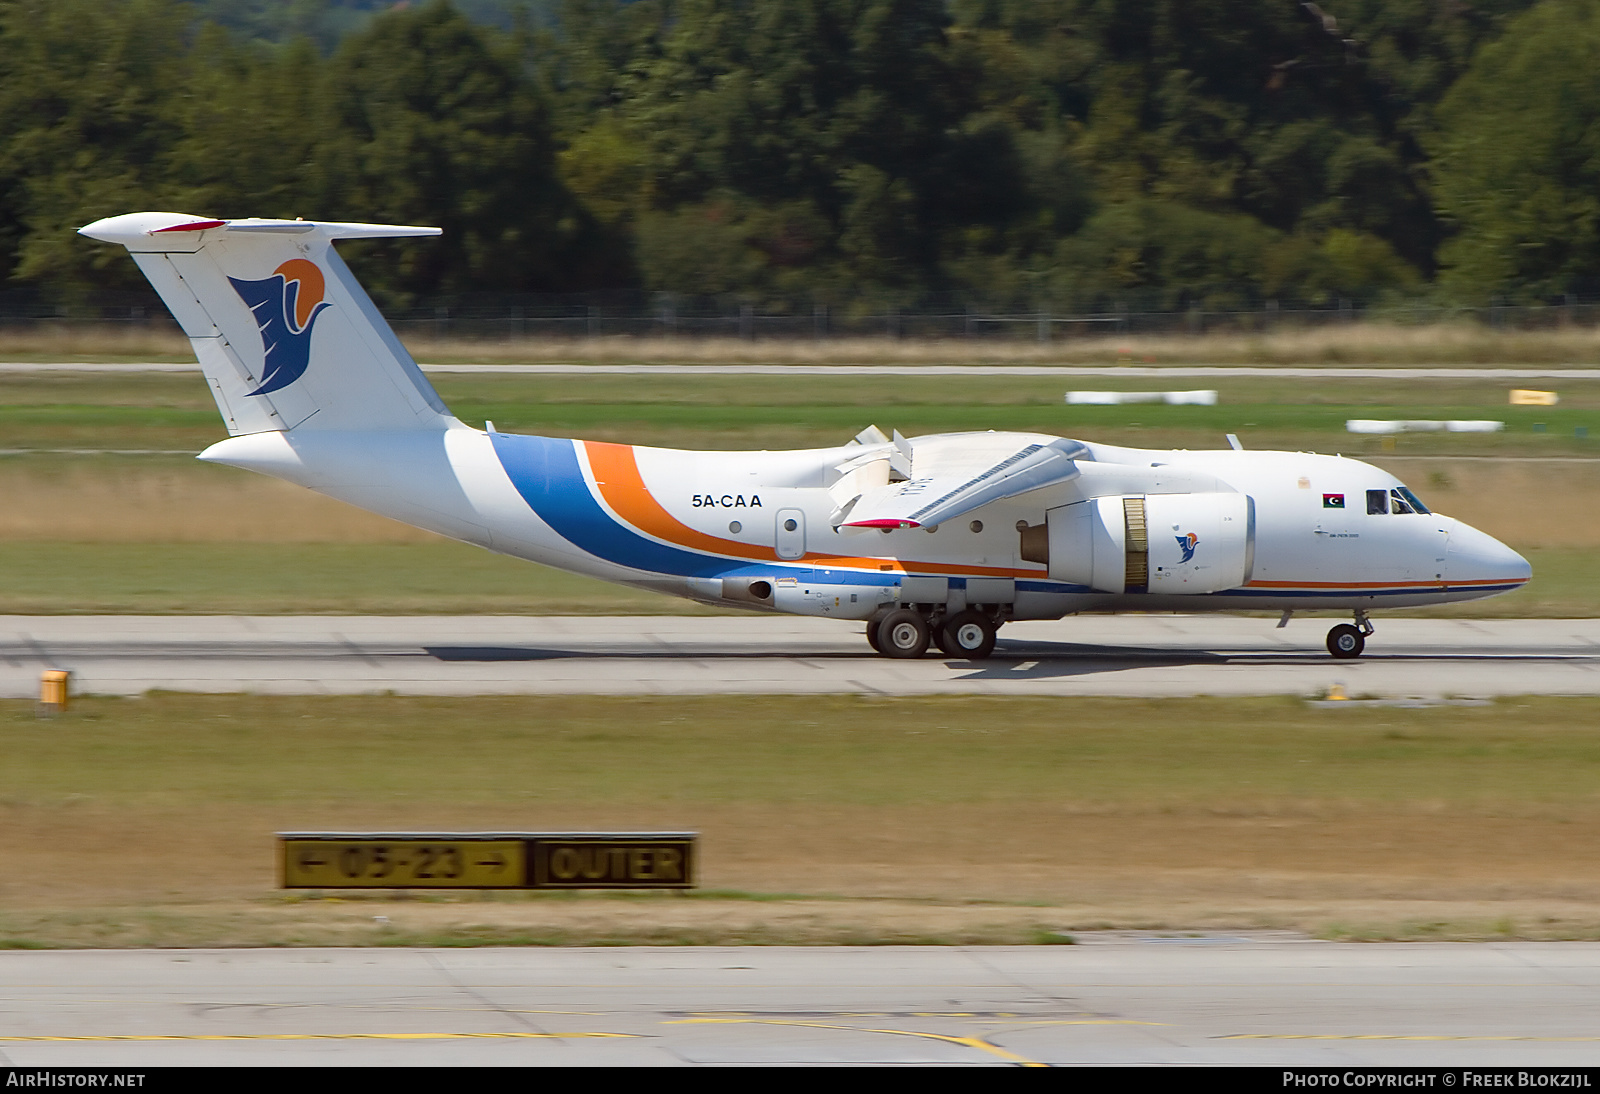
[1390,486,1430,515]
[1367,489,1389,515]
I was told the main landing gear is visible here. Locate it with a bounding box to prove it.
[867,607,1000,660]
[1327,610,1375,660]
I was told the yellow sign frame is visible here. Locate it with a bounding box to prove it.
[278,832,696,890]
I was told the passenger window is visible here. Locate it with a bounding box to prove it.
[1389,488,1415,515]
[1367,489,1388,515]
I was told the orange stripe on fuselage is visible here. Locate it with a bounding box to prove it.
[580,441,1033,577]
[583,441,778,561]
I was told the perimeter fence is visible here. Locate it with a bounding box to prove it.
[7,289,1600,342]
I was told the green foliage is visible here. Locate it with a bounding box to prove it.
[0,0,596,305]
[165,31,341,223]
[185,0,553,49]
[1431,0,1600,302]
[325,1,592,302]
[592,0,999,299]
[0,0,1573,307]
[0,0,196,293]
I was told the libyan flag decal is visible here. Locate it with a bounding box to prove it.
[1323,493,1345,508]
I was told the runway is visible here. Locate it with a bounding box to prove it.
[3,941,1599,1066]
[7,360,1600,379]
[4,615,1600,698]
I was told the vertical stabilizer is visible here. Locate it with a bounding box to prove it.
[80,212,453,434]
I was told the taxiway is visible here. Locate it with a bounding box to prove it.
[3,615,1599,698]
[3,941,1599,1066]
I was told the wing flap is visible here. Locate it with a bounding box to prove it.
[841,438,1088,529]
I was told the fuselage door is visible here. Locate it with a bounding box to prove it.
[776,508,806,560]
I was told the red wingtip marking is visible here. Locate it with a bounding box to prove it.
[845,518,921,529]
[151,219,226,233]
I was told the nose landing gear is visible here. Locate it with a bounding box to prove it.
[1327,610,1374,659]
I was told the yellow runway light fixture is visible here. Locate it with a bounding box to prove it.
[37,670,70,717]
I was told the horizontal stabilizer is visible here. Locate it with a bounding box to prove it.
[79,212,441,250]
[843,438,1088,529]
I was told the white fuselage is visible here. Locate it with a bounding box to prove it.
[199,425,1531,622]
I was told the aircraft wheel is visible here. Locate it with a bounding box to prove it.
[941,610,997,660]
[1327,624,1365,659]
[877,609,931,659]
[865,609,890,654]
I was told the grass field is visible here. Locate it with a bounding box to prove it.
[2,368,1597,614]
[0,543,1588,617]
[3,692,1599,946]
[4,370,1600,454]
[0,542,715,614]
[9,317,1600,365]
[3,353,1598,947]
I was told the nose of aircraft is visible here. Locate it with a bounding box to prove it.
[1442,517,1531,591]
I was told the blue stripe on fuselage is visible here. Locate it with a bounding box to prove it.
[489,431,1091,591]
[491,431,732,578]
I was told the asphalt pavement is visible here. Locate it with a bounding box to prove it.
[4,615,1600,698]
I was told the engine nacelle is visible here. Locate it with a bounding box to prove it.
[1045,493,1254,594]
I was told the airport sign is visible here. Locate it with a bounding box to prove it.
[279,832,696,890]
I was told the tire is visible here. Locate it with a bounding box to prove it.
[1327,624,1365,659]
[940,610,997,660]
[877,609,931,658]
[865,610,890,654]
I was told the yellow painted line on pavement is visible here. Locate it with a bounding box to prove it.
[668,1017,1047,1066]
[1225,1034,1600,1042]
[0,1032,634,1043]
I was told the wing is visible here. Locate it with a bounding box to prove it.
[841,438,1088,529]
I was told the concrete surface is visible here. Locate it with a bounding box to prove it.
[3,941,1600,1066]
[4,615,1600,698]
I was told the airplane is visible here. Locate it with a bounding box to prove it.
[79,211,1532,662]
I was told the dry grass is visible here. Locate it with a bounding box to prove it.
[0,460,433,543]
[1370,457,1600,549]
[0,322,192,361]
[6,318,1600,366]
[5,693,1600,946]
[7,894,1600,948]
[404,323,1600,366]
[2,455,1595,548]
[13,799,1600,913]
[0,455,1593,615]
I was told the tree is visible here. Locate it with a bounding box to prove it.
[566,0,1036,302]
[323,0,593,302]
[0,0,194,294]
[164,29,342,224]
[1431,0,1600,302]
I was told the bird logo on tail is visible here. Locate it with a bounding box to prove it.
[228,258,331,396]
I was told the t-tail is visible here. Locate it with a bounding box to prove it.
[79,212,511,551]
[78,212,452,434]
